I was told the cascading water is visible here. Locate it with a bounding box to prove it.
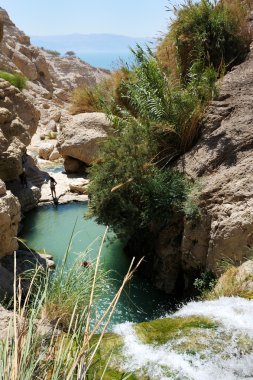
[113,297,253,380]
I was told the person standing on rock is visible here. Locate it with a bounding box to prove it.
[49,176,57,199]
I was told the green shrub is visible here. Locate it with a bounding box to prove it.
[0,70,27,90]
[119,46,217,153]
[65,50,76,57]
[88,117,189,236]
[157,0,251,78]
[194,271,217,293]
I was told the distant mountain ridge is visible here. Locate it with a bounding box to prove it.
[31,33,154,54]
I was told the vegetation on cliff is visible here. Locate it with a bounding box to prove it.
[157,0,251,77]
[86,0,252,239]
[0,70,27,90]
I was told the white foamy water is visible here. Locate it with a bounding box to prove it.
[174,297,253,337]
[113,297,253,380]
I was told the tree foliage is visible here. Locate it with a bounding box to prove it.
[88,117,189,236]
[65,50,76,57]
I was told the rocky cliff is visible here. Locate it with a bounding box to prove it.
[152,41,253,294]
[0,7,109,137]
[0,8,109,260]
[0,78,39,181]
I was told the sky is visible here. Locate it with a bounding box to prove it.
[0,0,180,38]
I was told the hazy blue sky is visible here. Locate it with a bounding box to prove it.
[0,0,180,37]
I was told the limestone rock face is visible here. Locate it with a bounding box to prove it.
[57,112,110,170]
[0,79,39,181]
[0,179,20,257]
[0,7,109,123]
[12,51,38,80]
[153,43,253,294]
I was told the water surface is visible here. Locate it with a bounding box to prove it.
[20,202,172,326]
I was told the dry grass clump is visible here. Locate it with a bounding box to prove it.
[70,86,102,114]
[70,67,132,115]
[206,261,253,300]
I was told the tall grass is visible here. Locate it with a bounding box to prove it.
[0,229,143,379]
[0,71,27,90]
[69,68,132,115]
[205,263,253,300]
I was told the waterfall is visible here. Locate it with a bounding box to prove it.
[113,297,253,380]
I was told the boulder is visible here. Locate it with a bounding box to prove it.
[57,112,110,169]
[39,142,54,160]
[49,148,60,161]
[50,110,61,122]
[69,178,89,194]
[0,305,18,340]
[0,250,54,300]
[35,55,52,83]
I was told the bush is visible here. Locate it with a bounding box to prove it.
[0,70,27,90]
[157,0,252,78]
[65,50,76,57]
[88,117,189,236]
[70,86,103,113]
[194,271,217,293]
[119,47,217,153]
[69,67,132,114]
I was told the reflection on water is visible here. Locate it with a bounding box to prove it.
[20,203,172,326]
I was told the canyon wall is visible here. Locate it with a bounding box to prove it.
[152,42,253,294]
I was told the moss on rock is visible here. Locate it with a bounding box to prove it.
[134,316,217,345]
